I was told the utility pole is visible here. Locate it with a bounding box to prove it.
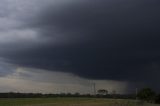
[93,82,96,96]
[136,88,138,100]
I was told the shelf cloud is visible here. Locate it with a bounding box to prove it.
[0,0,160,92]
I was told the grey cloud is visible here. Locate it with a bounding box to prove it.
[0,61,15,77]
[0,0,160,92]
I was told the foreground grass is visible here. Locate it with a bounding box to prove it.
[0,97,142,106]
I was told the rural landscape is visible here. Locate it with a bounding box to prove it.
[0,0,160,106]
[0,88,160,106]
[0,98,144,106]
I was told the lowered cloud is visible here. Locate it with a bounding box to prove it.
[0,0,160,93]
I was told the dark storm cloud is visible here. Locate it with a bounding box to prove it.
[2,0,160,90]
[30,0,160,47]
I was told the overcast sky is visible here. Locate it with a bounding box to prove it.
[0,0,160,94]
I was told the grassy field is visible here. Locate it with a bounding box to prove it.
[0,98,144,106]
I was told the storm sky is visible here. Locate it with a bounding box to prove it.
[0,0,160,93]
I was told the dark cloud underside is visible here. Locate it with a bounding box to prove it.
[1,0,160,91]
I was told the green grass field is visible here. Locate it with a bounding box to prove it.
[0,98,143,106]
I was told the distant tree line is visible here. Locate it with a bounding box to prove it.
[0,92,134,99]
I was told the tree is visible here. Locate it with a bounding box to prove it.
[97,89,108,95]
[111,90,116,95]
[137,88,156,103]
[155,94,160,104]
[111,90,117,98]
